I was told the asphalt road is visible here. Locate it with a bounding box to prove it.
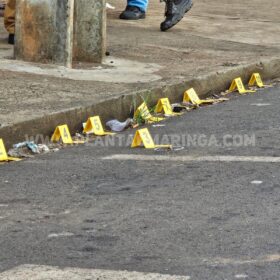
[1,85,280,279]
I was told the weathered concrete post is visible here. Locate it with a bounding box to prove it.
[15,0,106,67]
[74,0,106,63]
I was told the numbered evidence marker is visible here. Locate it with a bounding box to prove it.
[131,128,172,149]
[51,124,84,144]
[0,139,21,162]
[83,116,115,136]
[155,98,181,116]
[248,73,265,88]
[134,102,165,123]
[229,77,255,94]
[183,88,228,105]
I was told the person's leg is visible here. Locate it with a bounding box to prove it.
[119,0,148,20]
[4,0,16,44]
[127,0,148,12]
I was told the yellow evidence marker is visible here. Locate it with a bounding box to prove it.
[83,116,115,136]
[155,98,181,116]
[51,124,84,144]
[248,73,265,88]
[134,102,165,123]
[183,88,228,105]
[229,77,255,94]
[0,139,21,162]
[131,128,172,149]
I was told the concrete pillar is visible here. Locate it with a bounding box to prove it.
[73,0,106,64]
[15,0,106,67]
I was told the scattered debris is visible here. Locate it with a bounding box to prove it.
[171,146,185,151]
[7,141,61,159]
[221,91,230,96]
[152,124,166,127]
[38,144,50,153]
[48,232,75,239]
[251,180,263,185]
[235,274,248,279]
[13,141,39,154]
[8,148,31,158]
[154,146,184,152]
[250,103,271,107]
[73,133,87,142]
[106,3,115,9]
[8,142,38,158]
[172,103,186,113]
[106,118,133,132]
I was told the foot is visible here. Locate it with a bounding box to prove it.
[8,34,14,45]
[119,6,146,20]
[160,0,193,31]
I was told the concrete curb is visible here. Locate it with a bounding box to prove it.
[1,58,280,148]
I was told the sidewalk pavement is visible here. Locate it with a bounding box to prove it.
[0,0,279,145]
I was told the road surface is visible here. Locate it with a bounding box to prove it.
[1,85,280,279]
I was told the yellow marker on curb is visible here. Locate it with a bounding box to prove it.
[51,124,84,144]
[0,139,21,162]
[248,73,265,88]
[183,88,227,105]
[229,77,255,94]
[131,128,172,149]
[155,98,181,116]
[83,116,115,136]
[134,102,165,123]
